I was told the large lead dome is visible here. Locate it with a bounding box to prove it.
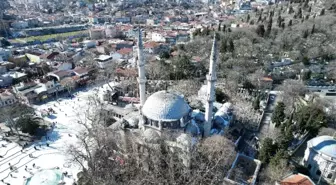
[142,91,190,121]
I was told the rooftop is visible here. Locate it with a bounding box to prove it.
[280,173,315,185]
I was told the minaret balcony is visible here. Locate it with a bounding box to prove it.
[206,74,217,82]
[137,78,147,84]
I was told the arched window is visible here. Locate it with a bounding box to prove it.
[316,170,321,176]
[308,164,312,170]
[154,121,159,128]
[327,173,332,179]
[331,165,336,171]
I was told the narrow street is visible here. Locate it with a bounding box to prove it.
[257,91,279,140]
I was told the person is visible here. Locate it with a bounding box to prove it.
[32,163,35,168]
[46,143,49,147]
[34,146,37,150]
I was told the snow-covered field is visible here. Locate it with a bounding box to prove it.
[0,83,115,185]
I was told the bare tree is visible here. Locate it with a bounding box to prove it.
[60,77,77,94]
[169,80,202,99]
[276,79,307,113]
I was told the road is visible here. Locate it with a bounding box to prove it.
[257,91,279,140]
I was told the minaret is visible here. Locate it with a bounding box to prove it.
[204,34,218,137]
[137,29,146,107]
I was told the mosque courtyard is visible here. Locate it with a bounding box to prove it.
[0,82,116,185]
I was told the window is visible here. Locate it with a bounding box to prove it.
[316,170,321,176]
[327,173,332,179]
[308,164,312,170]
[331,165,336,171]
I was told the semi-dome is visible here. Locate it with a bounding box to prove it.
[143,129,160,143]
[142,91,191,121]
[308,135,336,158]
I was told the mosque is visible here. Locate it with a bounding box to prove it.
[106,30,235,164]
[303,135,336,184]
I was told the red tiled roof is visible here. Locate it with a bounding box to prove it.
[52,70,72,78]
[115,68,137,77]
[117,48,133,55]
[281,174,314,185]
[144,41,160,49]
[73,67,89,75]
[262,77,273,82]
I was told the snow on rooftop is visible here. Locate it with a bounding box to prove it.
[96,55,112,61]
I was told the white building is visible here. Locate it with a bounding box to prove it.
[95,55,113,69]
[11,21,29,29]
[303,135,336,183]
[151,32,166,42]
[0,90,16,108]
[0,49,12,61]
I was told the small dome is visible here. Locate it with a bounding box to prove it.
[185,120,201,136]
[143,129,160,143]
[215,102,233,117]
[142,91,190,121]
[308,135,336,158]
[177,133,192,147]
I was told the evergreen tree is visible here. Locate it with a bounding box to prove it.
[247,14,250,23]
[279,125,294,150]
[228,40,234,53]
[320,8,325,16]
[220,39,227,53]
[303,0,309,9]
[277,15,282,27]
[218,23,221,31]
[297,8,302,18]
[259,138,278,163]
[222,24,226,32]
[305,14,310,20]
[253,95,260,110]
[308,6,312,12]
[302,70,312,81]
[281,22,285,29]
[302,30,309,38]
[256,24,266,37]
[272,102,286,127]
[288,5,294,14]
[311,24,315,34]
[266,17,273,36]
[288,19,293,27]
[257,14,262,23]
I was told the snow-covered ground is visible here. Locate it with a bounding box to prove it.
[0,83,116,185]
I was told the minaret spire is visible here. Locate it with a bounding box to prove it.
[137,28,146,107]
[204,33,218,137]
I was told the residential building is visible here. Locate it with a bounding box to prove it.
[95,55,113,69]
[0,49,12,61]
[0,90,17,108]
[259,77,273,90]
[276,173,315,185]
